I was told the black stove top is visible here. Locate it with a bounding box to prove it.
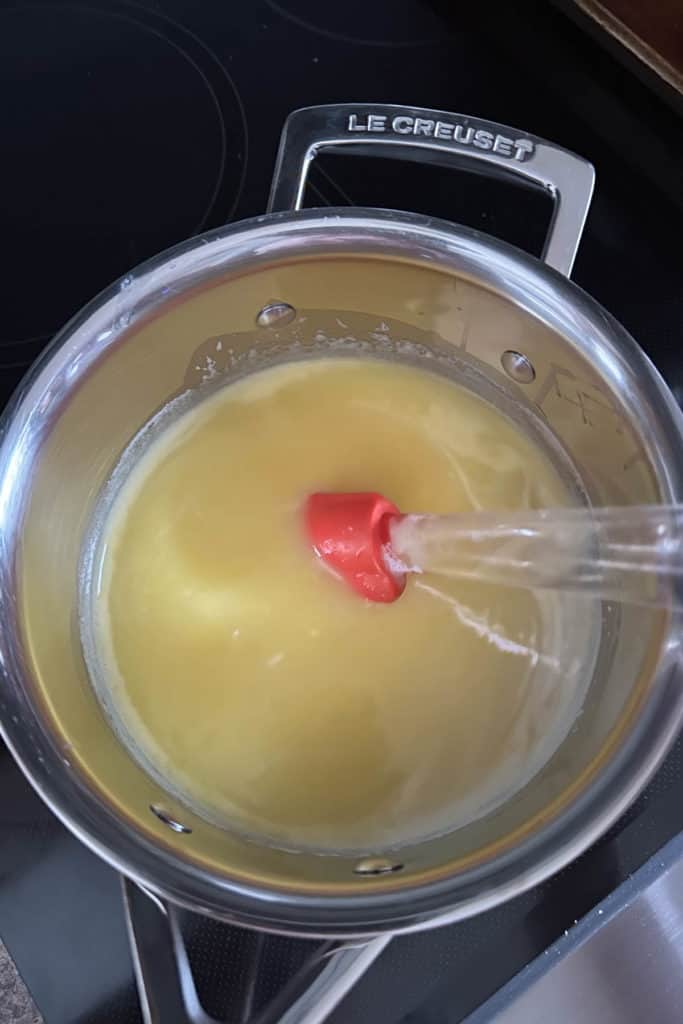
[1,2,682,1022]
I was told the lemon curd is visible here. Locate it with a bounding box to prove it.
[87,358,596,852]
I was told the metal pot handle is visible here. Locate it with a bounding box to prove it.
[267,103,595,277]
[121,876,390,1024]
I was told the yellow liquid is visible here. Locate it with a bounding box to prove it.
[89,358,595,852]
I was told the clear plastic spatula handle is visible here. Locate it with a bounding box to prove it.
[388,505,683,608]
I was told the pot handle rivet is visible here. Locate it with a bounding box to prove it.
[256,301,296,328]
[501,350,536,383]
[354,857,403,876]
[150,804,192,834]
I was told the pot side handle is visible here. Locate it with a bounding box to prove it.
[267,103,595,278]
[121,876,390,1024]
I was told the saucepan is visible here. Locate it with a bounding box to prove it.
[1,103,682,1007]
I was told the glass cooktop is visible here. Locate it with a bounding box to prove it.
[1,1,682,1021]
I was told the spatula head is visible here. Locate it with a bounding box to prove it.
[304,492,405,603]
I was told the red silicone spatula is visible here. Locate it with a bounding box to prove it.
[305,491,406,602]
[304,492,683,608]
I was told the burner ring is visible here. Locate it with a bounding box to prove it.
[2,0,247,357]
[266,0,454,48]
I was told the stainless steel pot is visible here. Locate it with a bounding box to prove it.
[1,105,682,955]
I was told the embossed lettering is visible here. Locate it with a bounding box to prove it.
[348,110,535,161]
[347,114,367,132]
[453,125,474,144]
[473,129,494,150]
[392,115,413,133]
[413,118,435,136]
[513,139,534,161]
[536,364,625,435]
[493,134,514,156]
[623,449,646,472]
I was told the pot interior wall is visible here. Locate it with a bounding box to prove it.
[14,240,668,902]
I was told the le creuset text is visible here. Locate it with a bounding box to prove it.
[346,112,535,162]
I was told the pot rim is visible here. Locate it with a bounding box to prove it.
[1,207,683,936]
